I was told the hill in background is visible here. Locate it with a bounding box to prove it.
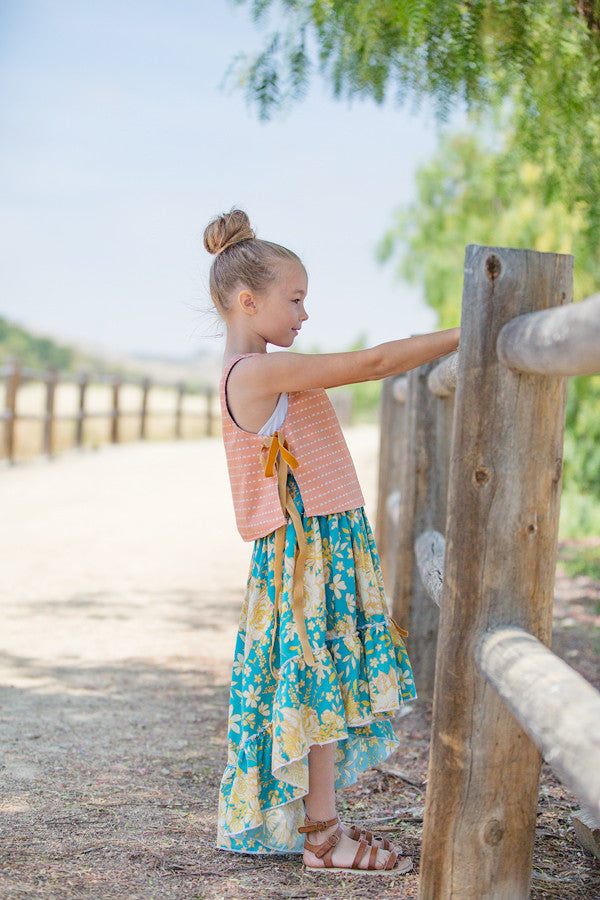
[0,316,221,388]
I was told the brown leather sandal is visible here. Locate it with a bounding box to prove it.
[299,814,412,875]
[346,823,395,852]
[303,808,394,852]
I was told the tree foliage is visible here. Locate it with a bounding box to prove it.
[378,129,600,326]
[231,0,600,241]
[0,317,76,371]
[377,128,600,531]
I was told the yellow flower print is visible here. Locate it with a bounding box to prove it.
[246,585,274,646]
[275,710,304,761]
[232,651,245,676]
[265,807,298,847]
[312,654,329,685]
[302,569,326,619]
[331,573,346,599]
[342,633,361,658]
[218,481,416,855]
[342,692,363,722]
[320,708,346,740]
[282,616,298,645]
[301,705,321,737]
[398,667,414,690]
[243,684,261,708]
[228,711,242,735]
[371,669,400,710]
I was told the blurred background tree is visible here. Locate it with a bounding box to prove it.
[232,0,600,535]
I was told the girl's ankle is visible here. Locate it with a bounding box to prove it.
[302,813,339,841]
[305,818,339,845]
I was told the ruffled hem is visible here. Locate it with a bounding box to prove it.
[216,718,402,854]
[216,617,416,854]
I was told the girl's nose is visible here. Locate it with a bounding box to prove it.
[301,307,309,322]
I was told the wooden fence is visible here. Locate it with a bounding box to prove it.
[376,245,600,899]
[0,358,216,462]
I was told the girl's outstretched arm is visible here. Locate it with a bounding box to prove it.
[231,328,460,398]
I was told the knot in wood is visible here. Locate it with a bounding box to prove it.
[483,818,505,846]
[473,466,490,486]
[553,457,563,484]
[485,255,502,281]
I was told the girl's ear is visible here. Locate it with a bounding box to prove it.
[237,289,258,316]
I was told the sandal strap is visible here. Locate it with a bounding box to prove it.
[304,824,343,866]
[347,823,393,852]
[298,814,339,834]
[368,843,378,869]
[351,837,369,869]
[385,849,398,870]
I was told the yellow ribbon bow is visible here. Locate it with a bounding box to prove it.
[260,431,315,679]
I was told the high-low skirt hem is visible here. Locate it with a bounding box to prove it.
[216,476,417,855]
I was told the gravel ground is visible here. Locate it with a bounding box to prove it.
[0,429,598,900]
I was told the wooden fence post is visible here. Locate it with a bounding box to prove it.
[205,386,214,437]
[111,376,122,443]
[418,246,573,900]
[140,377,151,440]
[428,351,458,540]
[175,382,185,438]
[391,360,447,696]
[375,375,406,585]
[4,358,21,463]
[43,366,57,457]
[75,370,89,448]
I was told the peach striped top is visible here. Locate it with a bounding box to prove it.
[220,353,365,541]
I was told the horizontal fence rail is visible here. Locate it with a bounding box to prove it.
[476,626,600,823]
[0,359,216,462]
[497,290,600,376]
[427,349,459,397]
[376,245,600,899]
[414,530,445,608]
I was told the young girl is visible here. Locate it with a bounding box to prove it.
[206,209,460,875]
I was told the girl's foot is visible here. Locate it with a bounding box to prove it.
[339,819,394,851]
[302,817,408,871]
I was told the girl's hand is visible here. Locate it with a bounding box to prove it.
[228,327,460,400]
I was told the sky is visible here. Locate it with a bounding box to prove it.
[1,0,451,360]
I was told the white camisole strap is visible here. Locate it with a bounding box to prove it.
[257,392,289,435]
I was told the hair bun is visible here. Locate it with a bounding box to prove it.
[204,209,255,255]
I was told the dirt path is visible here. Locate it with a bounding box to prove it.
[1,431,599,899]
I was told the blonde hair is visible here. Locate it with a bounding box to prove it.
[204,209,302,314]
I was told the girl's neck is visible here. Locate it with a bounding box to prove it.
[223,321,269,363]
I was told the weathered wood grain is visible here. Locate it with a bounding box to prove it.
[476,626,600,823]
[428,350,459,397]
[418,245,573,900]
[497,290,600,376]
[375,375,406,584]
[572,809,600,861]
[414,529,445,607]
[391,360,448,696]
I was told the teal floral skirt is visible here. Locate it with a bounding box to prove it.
[216,475,416,855]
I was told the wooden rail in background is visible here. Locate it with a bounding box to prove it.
[0,359,216,462]
[375,245,600,899]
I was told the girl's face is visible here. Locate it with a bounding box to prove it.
[254,260,309,347]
